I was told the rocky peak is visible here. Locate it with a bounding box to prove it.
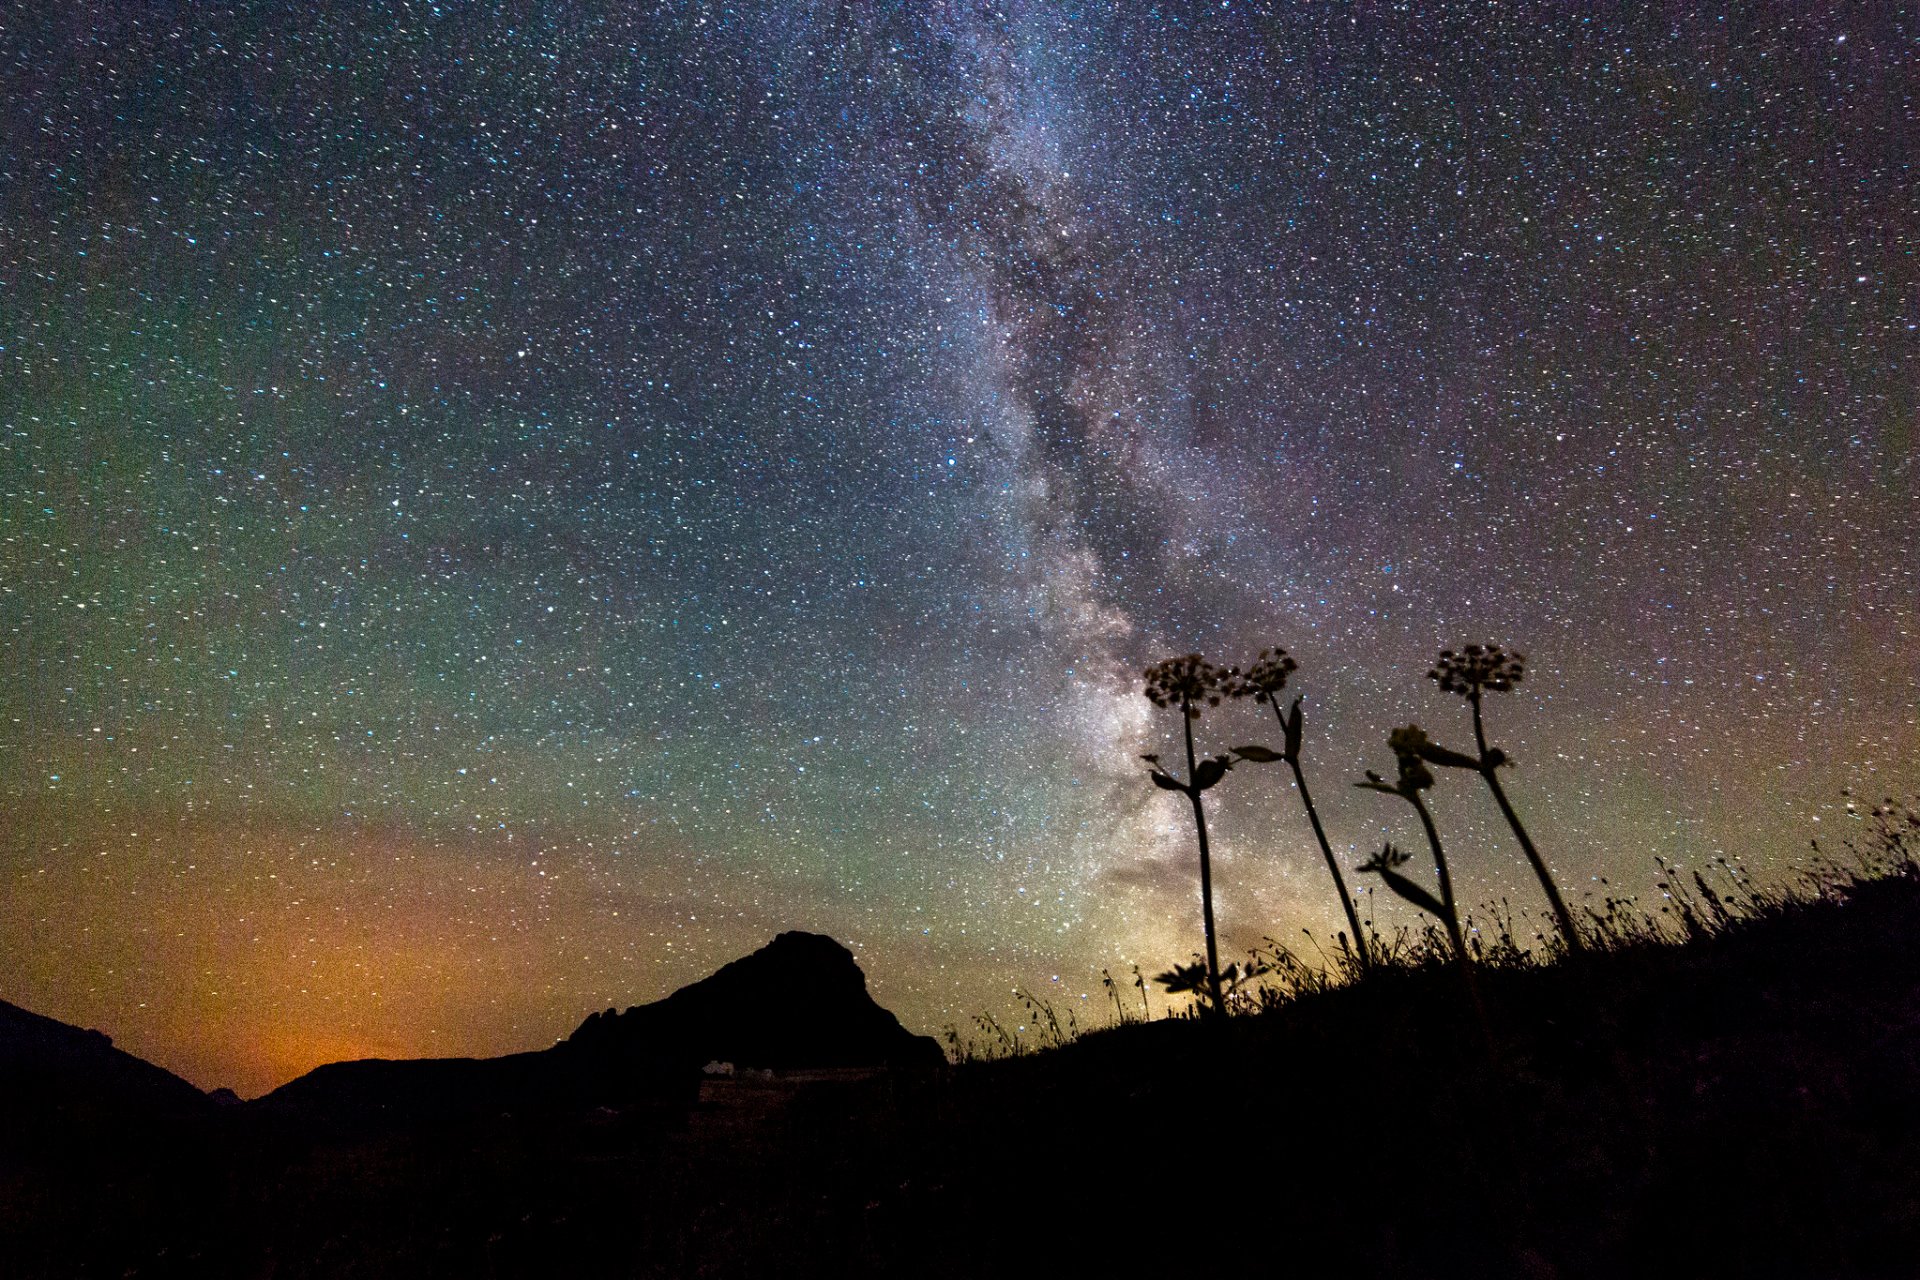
[568,931,943,1070]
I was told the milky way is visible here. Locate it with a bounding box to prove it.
[2,2,1914,1094]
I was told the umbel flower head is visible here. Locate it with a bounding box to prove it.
[1429,643,1526,698]
[1235,646,1299,706]
[1143,653,1238,720]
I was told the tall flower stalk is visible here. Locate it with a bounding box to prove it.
[1226,647,1372,973]
[1141,653,1239,1018]
[1428,645,1583,954]
[1356,727,1471,966]
[1357,727,1491,1040]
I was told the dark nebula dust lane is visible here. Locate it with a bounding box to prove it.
[1,2,1913,1095]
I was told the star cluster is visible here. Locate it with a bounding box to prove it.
[2,2,1913,1095]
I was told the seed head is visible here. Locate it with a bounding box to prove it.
[1143,652,1237,720]
[1428,643,1526,698]
[1233,645,1299,705]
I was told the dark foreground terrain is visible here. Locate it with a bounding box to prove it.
[5,873,1920,1278]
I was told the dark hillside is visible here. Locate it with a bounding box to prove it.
[913,870,1920,1278]
[3,878,1918,1277]
[0,1000,209,1151]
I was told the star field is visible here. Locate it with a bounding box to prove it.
[2,2,1914,1095]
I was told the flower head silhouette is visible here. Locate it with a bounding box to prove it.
[1427,642,1582,954]
[1429,643,1526,697]
[1238,646,1299,707]
[1143,653,1239,719]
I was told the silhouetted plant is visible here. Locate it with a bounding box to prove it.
[1226,646,1372,973]
[971,1011,1022,1058]
[1824,790,1920,878]
[1153,953,1271,1016]
[1248,935,1341,1004]
[1141,652,1241,1017]
[1097,965,1156,1024]
[1354,727,1469,962]
[1427,644,1584,954]
[1356,841,1448,923]
[1355,726,1492,1041]
[948,988,1091,1061]
[1013,988,1078,1049]
[1100,968,1129,1025]
[1152,960,1208,1001]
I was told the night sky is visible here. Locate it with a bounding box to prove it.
[3,2,1913,1097]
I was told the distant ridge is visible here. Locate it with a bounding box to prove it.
[261,930,940,1117]
[0,999,209,1150]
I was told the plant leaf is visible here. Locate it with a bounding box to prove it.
[1149,770,1186,792]
[1372,865,1448,919]
[1230,745,1283,763]
[1191,758,1228,791]
[1415,740,1481,770]
[1154,963,1206,993]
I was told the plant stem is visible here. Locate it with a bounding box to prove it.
[1183,696,1227,1017]
[1471,693,1583,954]
[1408,790,1467,963]
[1269,702,1371,972]
[1407,789,1493,1045]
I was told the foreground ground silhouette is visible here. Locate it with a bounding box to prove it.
[5,871,1919,1278]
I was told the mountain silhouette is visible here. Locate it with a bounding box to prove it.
[0,999,210,1154]
[261,930,939,1118]
[567,929,944,1070]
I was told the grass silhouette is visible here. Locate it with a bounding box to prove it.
[1097,965,1153,1026]
[952,802,1920,1094]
